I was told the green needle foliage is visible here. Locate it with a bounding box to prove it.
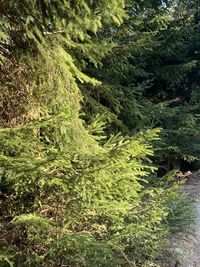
[0,1,196,267]
[83,0,200,171]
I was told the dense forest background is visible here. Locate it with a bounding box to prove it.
[0,0,200,266]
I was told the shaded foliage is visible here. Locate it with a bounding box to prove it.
[83,0,200,172]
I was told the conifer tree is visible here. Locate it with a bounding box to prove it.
[82,0,200,171]
[0,1,193,266]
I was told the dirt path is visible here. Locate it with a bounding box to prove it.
[178,178,200,267]
[181,203,200,266]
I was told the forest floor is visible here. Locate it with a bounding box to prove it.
[170,172,200,267]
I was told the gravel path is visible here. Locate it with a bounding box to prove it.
[179,177,200,267]
[181,203,200,266]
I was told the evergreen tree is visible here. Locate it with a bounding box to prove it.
[0,1,194,266]
[82,0,200,172]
